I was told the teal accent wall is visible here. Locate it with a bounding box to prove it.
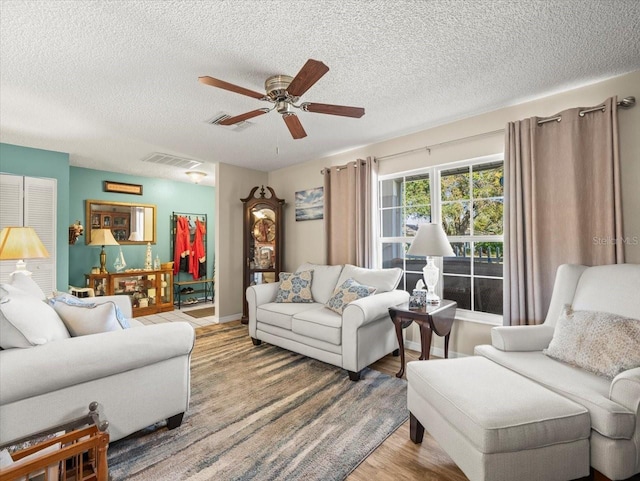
[69,167,215,288]
[0,143,70,291]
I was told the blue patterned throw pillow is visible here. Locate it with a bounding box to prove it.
[275,270,314,303]
[325,278,377,314]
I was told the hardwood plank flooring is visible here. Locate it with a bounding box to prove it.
[347,350,467,481]
[204,322,638,481]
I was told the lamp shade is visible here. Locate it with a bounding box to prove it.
[128,231,143,241]
[407,224,455,257]
[88,229,119,246]
[0,227,49,260]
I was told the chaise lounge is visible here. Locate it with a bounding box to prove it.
[408,263,640,481]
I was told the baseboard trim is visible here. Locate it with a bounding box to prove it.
[217,313,242,324]
[404,340,467,359]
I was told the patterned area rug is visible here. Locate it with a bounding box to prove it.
[108,323,408,481]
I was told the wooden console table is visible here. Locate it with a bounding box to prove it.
[85,269,173,317]
[389,300,457,378]
[174,278,214,309]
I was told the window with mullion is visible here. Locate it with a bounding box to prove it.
[378,156,504,319]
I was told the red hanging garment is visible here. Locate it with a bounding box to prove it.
[190,218,206,280]
[173,216,191,275]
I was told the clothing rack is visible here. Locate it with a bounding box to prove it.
[171,211,208,279]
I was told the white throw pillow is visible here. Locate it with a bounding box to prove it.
[49,297,130,337]
[296,263,344,304]
[0,284,70,349]
[544,305,640,378]
[9,272,47,301]
[336,264,402,293]
[325,278,377,314]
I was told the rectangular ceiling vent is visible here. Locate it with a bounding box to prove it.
[206,112,254,132]
[142,153,201,170]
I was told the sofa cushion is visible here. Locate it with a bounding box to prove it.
[257,302,325,331]
[0,284,70,349]
[475,345,635,439]
[544,306,640,379]
[49,296,131,336]
[296,263,344,304]
[336,264,402,293]
[275,270,314,303]
[292,307,343,345]
[326,278,377,314]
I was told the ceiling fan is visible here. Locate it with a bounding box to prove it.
[198,59,365,140]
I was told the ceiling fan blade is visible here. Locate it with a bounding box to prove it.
[302,102,365,118]
[218,109,270,125]
[198,76,265,100]
[283,113,307,139]
[287,59,329,97]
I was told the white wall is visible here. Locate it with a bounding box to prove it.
[268,70,640,354]
[215,162,267,320]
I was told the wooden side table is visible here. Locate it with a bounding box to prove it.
[389,300,457,378]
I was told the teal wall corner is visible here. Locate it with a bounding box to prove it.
[0,143,70,291]
[69,167,215,287]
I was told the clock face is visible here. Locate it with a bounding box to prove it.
[253,218,276,242]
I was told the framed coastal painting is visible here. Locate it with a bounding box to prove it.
[295,187,323,221]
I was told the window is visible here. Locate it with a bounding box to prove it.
[378,155,504,321]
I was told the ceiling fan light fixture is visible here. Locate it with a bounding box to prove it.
[265,75,294,101]
[186,171,207,184]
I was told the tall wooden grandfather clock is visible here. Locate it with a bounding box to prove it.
[241,186,285,323]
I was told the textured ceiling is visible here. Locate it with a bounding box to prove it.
[1,0,639,186]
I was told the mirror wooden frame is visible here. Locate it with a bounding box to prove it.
[85,199,157,245]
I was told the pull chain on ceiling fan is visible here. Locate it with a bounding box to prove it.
[199,59,365,140]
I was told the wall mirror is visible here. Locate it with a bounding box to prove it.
[85,199,156,244]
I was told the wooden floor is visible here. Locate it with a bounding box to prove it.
[208,322,637,481]
[347,350,468,481]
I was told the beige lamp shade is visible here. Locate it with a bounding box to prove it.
[0,226,50,260]
[128,231,143,241]
[0,226,50,276]
[88,229,119,273]
[88,229,119,247]
[407,224,455,257]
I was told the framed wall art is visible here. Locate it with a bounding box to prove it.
[104,180,143,195]
[295,187,323,221]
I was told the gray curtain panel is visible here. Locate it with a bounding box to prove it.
[323,157,375,267]
[504,97,624,326]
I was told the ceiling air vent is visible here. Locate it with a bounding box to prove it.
[206,112,254,132]
[142,153,202,170]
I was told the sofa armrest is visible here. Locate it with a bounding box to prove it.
[0,322,195,405]
[490,324,556,351]
[342,290,410,329]
[91,295,133,319]
[610,367,640,413]
[246,282,281,337]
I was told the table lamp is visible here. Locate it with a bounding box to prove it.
[0,226,50,276]
[407,223,454,305]
[88,229,119,273]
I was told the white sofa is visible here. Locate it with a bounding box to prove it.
[0,275,195,444]
[408,263,640,481]
[246,263,410,380]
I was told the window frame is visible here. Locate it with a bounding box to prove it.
[377,153,504,325]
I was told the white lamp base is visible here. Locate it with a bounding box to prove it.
[10,259,32,277]
[422,256,441,305]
